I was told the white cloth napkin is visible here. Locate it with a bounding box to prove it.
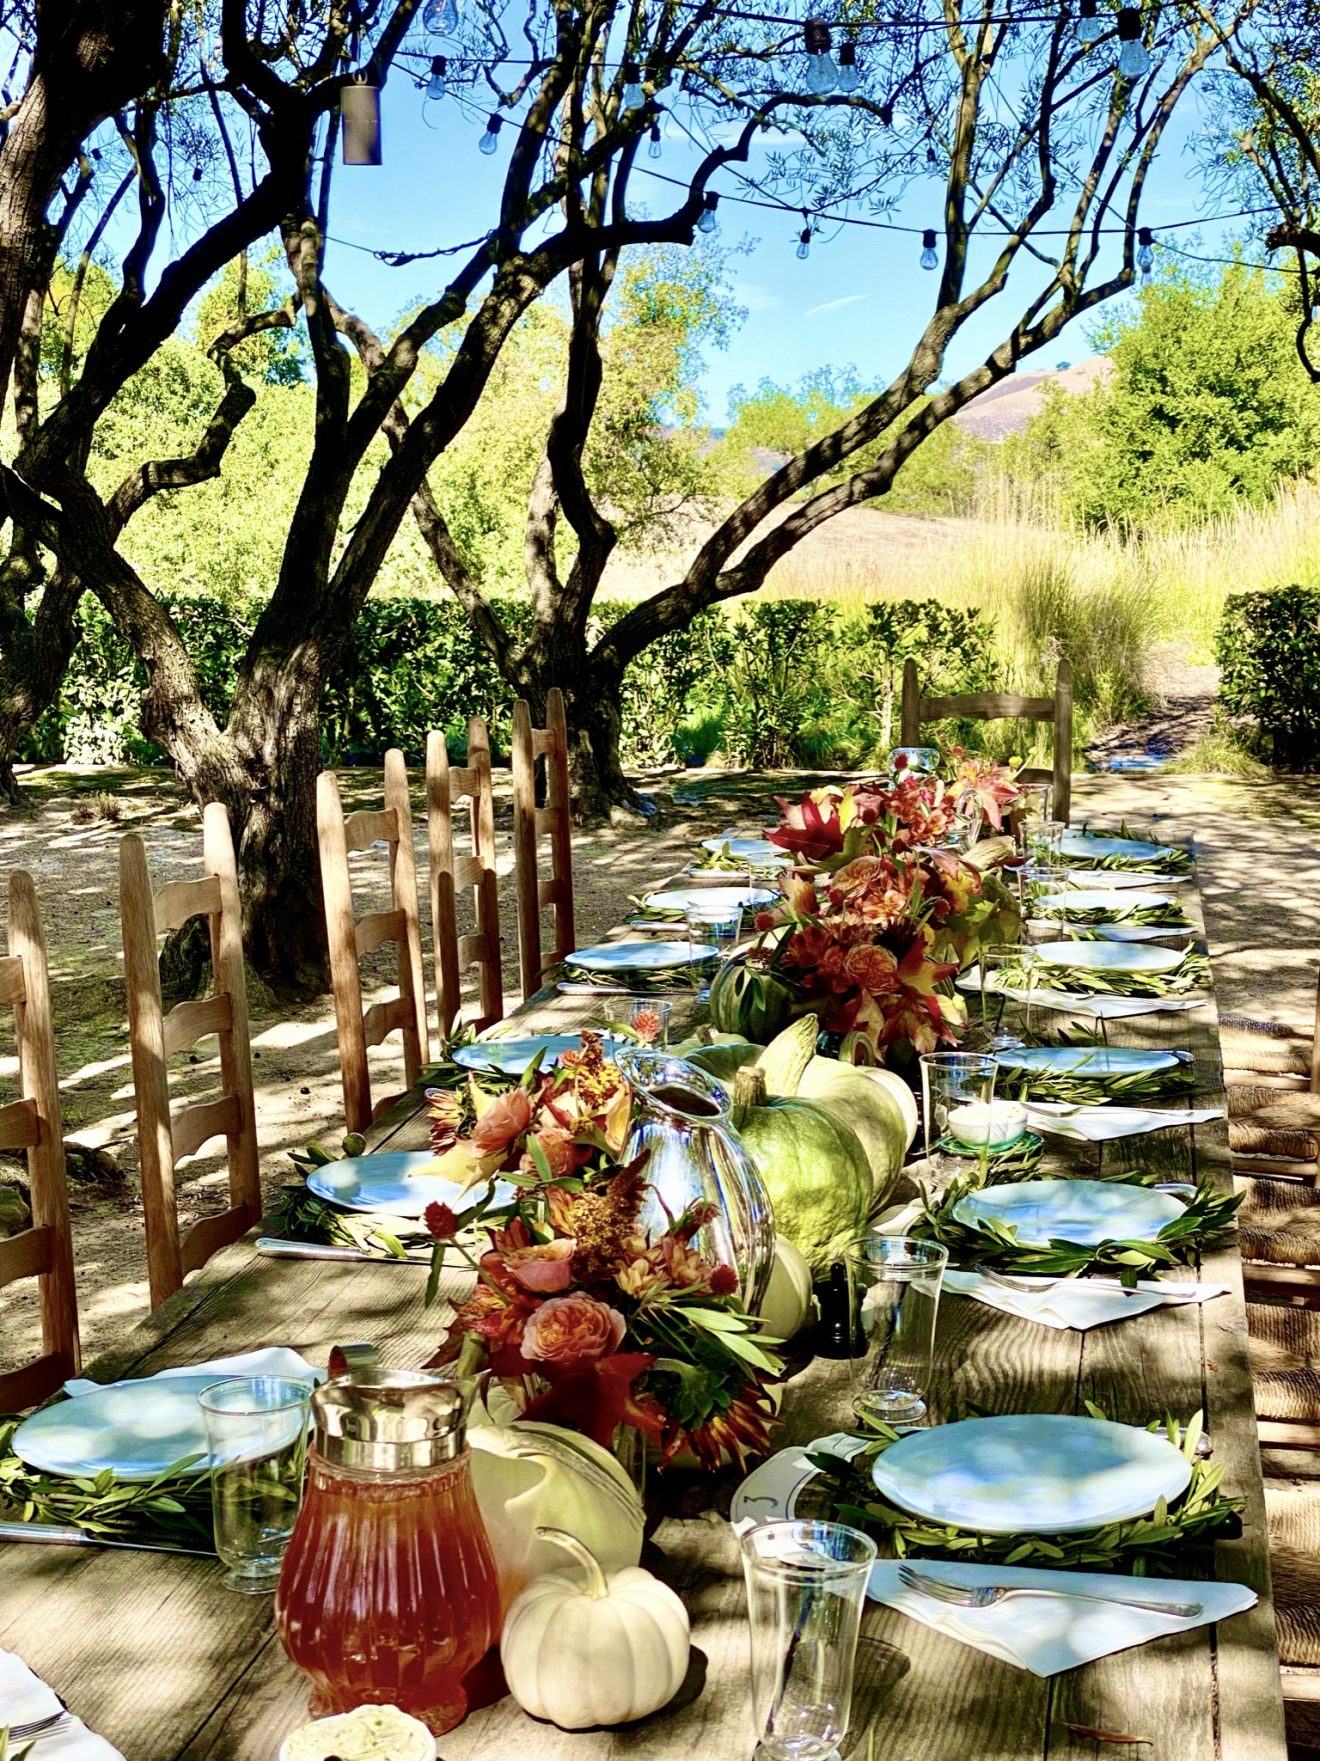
[1025,1102,1224,1142]
[945,1269,1231,1330]
[868,1560,1255,1676]
[872,1197,926,1235]
[65,1346,321,1398]
[0,1649,125,1760]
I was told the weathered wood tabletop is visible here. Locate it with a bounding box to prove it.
[0,865,1287,1761]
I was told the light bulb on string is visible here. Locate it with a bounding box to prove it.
[698,192,720,233]
[622,62,645,110]
[1115,9,1150,78]
[797,224,812,260]
[648,119,663,158]
[426,55,447,100]
[837,43,860,92]
[1075,0,1104,44]
[1136,225,1155,275]
[803,19,839,95]
[422,0,459,33]
[926,144,937,167]
[920,229,939,271]
[479,113,503,155]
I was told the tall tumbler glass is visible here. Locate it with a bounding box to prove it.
[920,1050,1000,1189]
[846,1235,947,1427]
[686,903,743,1000]
[741,1519,877,1761]
[888,745,939,777]
[199,1376,311,1592]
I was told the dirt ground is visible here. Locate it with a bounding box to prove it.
[1,754,1316,1374]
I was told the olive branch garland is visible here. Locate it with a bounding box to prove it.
[1068,825,1194,875]
[1032,901,1193,929]
[916,1166,1242,1281]
[992,1030,1201,1106]
[999,946,1210,999]
[806,1406,1241,1574]
[0,1417,214,1548]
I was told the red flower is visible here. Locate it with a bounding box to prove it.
[425,1202,459,1241]
[503,1239,576,1293]
[709,1263,739,1296]
[893,751,909,769]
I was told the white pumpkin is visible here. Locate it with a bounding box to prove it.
[759,1234,814,1340]
[468,1420,643,1606]
[500,1527,691,1729]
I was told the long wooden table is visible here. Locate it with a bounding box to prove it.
[0,864,1288,1760]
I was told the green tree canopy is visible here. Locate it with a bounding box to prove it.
[1001,258,1320,529]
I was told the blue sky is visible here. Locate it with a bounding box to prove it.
[319,75,1244,425]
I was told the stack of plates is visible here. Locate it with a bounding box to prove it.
[451,1031,625,1076]
[1060,831,1183,871]
[635,884,776,922]
[733,1413,1193,1535]
[559,940,717,991]
[950,1177,1187,1245]
[687,837,790,879]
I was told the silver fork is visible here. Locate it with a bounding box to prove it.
[898,1564,1202,1619]
[7,1712,72,1742]
[975,1265,1201,1302]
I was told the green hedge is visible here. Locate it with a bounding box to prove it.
[22,592,995,773]
[1216,586,1320,767]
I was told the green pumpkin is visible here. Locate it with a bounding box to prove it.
[682,1039,762,1084]
[731,1066,872,1276]
[707,959,795,1043]
[743,1016,916,1207]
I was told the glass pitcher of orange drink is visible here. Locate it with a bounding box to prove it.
[275,1344,501,1735]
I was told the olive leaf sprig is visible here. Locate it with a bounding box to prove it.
[807,1405,1240,1575]
[559,957,711,993]
[1000,947,1210,998]
[917,1167,1241,1281]
[0,1418,213,1549]
[996,1059,1198,1106]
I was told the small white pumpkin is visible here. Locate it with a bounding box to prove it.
[500,1526,690,1729]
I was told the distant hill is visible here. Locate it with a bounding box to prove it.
[955,355,1112,441]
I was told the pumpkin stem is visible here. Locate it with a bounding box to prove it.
[732,1064,768,1129]
[534,1525,610,1598]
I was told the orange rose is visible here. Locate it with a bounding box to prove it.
[844,944,900,993]
[505,1239,576,1293]
[527,1126,586,1177]
[520,1294,626,1365]
[470,1087,534,1155]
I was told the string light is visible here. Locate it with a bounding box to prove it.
[803,19,839,94]
[837,42,860,91]
[426,54,447,99]
[622,61,646,109]
[698,191,720,232]
[797,222,812,259]
[920,228,939,270]
[421,0,459,32]
[479,113,503,154]
[649,118,663,157]
[879,102,895,126]
[1075,0,1104,42]
[926,144,937,166]
[1136,224,1155,274]
[1115,8,1150,78]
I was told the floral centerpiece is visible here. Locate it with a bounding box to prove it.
[421,1035,783,1471]
[711,751,1022,1064]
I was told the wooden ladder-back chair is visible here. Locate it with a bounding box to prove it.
[317,749,430,1135]
[119,805,261,1311]
[901,656,1073,824]
[511,687,576,1001]
[0,872,79,1408]
[426,718,504,1042]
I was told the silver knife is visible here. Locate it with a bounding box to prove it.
[256,1236,431,1265]
[0,1520,213,1556]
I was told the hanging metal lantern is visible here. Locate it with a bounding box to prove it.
[341,73,382,166]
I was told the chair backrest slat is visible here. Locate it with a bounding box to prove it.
[317,750,430,1134]
[427,719,504,1041]
[901,658,1073,824]
[511,688,576,1001]
[119,804,262,1309]
[0,871,79,1409]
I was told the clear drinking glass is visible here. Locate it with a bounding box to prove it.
[920,1049,1001,1188]
[628,996,672,1047]
[741,1520,877,1761]
[199,1376,311,1593]
[686,903,743,1000]
[846,1235,948,1428]
[888,745,939,776]
[1021,816,1065,875]
[978,942,1032,1051]
[1013,780,1054,830]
